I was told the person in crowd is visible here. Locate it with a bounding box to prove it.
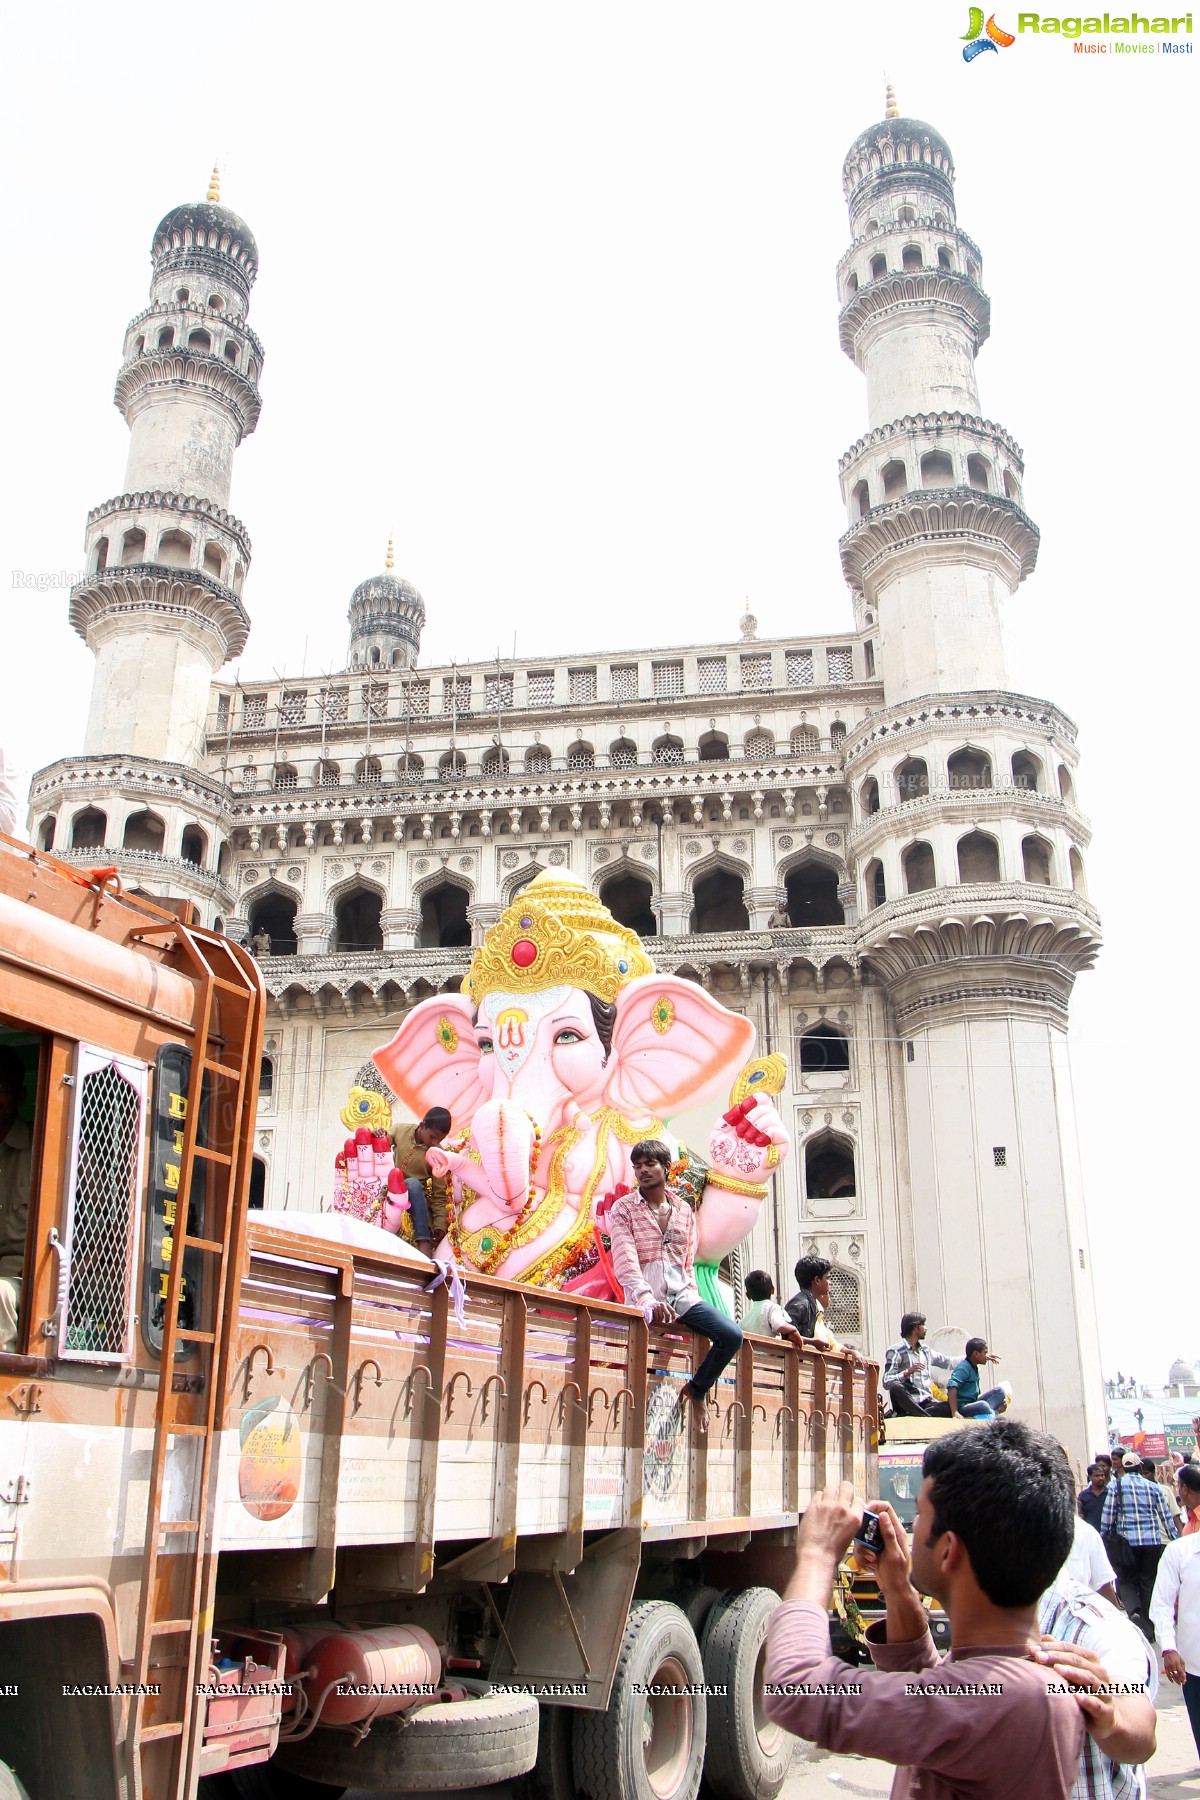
[1062,1515,1119,1608]
[762,1420,1094,1798]
[607,1140,742,1416]
[1102,1450,1179,1640]
[1178,1464,1200,1536]
[1038,1550,1158,1800]
[947,1337,1009,1418]
[1080,1462,1111,1531]
[1150,1501,1200,1755]
[784,1255,831,1337]
[389,1106,452,1255]
[0,1048,32,1353]
[766,902,792,929]
[740,1270,803,1344]
[882,1310,956,1418]
[250,925,272,958]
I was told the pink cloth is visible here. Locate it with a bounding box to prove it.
[763,1599,1085,1800]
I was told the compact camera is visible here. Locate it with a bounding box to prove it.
[853,1509,885,1555]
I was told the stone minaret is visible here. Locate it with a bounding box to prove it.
[840,94,1105,1456]
[347,535,425,670]
[70,166,263,766]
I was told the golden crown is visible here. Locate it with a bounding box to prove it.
[462,873,655,1007]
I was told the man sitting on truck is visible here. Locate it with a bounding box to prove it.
[0,1047,33,1353]
[389,1107,452,1256]
[882,1310,956,1418]
[763,1420,1094,1798]
[947,1337,1009,1418]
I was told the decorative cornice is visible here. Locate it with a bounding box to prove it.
[857,885,1100,981]
[838,272,990,360]
[86,490,252,560]
[124,301,264,365]
[838,488,1039,591]
[51,845,234,903]
[836,218,982,273]
[28,754,235,815]
[114,349,262,438]
[848,789,1091,856]
[843,693,1078,764]
[838,411,1025,476]
[69,564,250,660]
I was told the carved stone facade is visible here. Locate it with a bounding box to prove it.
[29,107,1106,1459]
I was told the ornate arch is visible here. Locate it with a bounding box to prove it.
[776,843,847,886]
[592,853,660,900]
[683,844,753,894]
[241,872,303,912]
[500,859,549,906]
[324,869,389,913]
[410,865,476,904]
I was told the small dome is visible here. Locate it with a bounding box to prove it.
[842,116,956,213]
[350,571,425,618]
[347,562,426,668]
[1169,1355,1197,1385]
[152,202,259,284]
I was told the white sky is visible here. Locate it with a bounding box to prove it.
[2,3,1195,1394]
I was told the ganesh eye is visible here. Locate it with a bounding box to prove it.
[554,1028,584,1045]
[478,1038,494,1054]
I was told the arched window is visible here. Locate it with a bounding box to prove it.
[881,459,907,500]
[223,340,239,365]
[690,733,723,765]
[599,872,657,939]
[396,753,424,783]
[316,760,341,787]
[1069,849,1087,895]
[791,724,820,757]
[203,541,224,579]
[567,742,595,771]
[157,529,192,569]
[861,776,880,815]
[121,528,146,563]
[1058,764,1074,803]
[870,253,887,280]
[799,1022,850,1074]
[957,830,1000,883]
[826,1266,863,1337]
[1011,751,1041,793]
[439,751,466,782]
[174,287,190,303]
[651,737,683,766]
[864,858,886,908]
[610,738,638,768]
[122,810,165,853]
[902,245,922,271]
[181,825,207,865]
[895,757,929,803]
[525,745,552,775]
[897,204,916,225]
[744,729,774,760]
[852,479,870,520]
[157,326,175,349]
[830,722,847,751]
[274,765,298,791]
[845,271,859,296]
[93,537,109,573]
[187,328,212,352]
[208,294,225,311]
[1004,471,1021,502]
[903,841,936,893]
[937,246,955,272]
[370,646,381,667]
[482,746,510,778]
[249,1157,266,1210]
[418,881,471,949]
[259,1055,274,1098]
[70,807,107,849]
[356,757,382,786]
[919,450,955,487]
[1021,835,1053,884]
[692,869,748,933]
[248,893,298,955]
[805,1130,856,1198]
[785,862,845,927]
[966,454,992,493]
[947,748,992,791]
[38,817,56,851]
[333,887,383,953]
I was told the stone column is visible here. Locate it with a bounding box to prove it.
[294,912,330,956]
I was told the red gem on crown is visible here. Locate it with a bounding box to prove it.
[511,938,538,968]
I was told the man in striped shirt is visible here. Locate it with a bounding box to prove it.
[1101,1452,1179,1639]
[1037,1579,1158,1799]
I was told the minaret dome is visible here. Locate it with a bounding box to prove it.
[348,538,425,670]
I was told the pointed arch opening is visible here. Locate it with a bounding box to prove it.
[896,757,929,803]
[957,830,1000,883]
[948,747,992,791]
[1011,751,1041,794]
[805,1129,856,1199]
[864,857,886,908]
[417,880,471,949]
[1021,835,1053,885]
[903,841,936,894]
[123,811,165,853]
[784,860,845,927]
[333,886,383,953]
[599,871,657,939]
[691,867,748,934]
[248,891,298,955]
[799,1022,850,1074]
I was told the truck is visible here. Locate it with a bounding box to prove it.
[0,835,878,1800]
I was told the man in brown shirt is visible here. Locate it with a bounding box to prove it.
[763,1420,1104,1799]
[389,1107,451,1254]
[0,1049,33,1352]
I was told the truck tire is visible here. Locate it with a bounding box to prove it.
[273,1688,538,1791]
[0,1762,30,1800]
[698,1588,791,1800]
[520,1701,576,1800]
[573,1599,706,1800]
[674,1584,722,1639]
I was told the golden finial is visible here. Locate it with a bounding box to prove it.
[206,161,221,203]
[885,81,899,120]
[386,532,395,572]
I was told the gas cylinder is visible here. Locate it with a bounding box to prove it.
[303,1623,442,1724]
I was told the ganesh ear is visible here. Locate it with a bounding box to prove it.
[372,995,490,1129]
[605,975,755,1121]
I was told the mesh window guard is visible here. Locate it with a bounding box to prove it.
[62,1048,148,1361]
[826,1265,862,1336]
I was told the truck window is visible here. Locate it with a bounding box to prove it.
[60,1044,149,1360]
[0,1029,41,1355]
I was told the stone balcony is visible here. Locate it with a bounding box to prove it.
[53,844,234,905]
[847,787,1092,856]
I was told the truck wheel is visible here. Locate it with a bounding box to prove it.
[273,1688,538,1791]
[698,1587,791,1800]
[573,1599,706,1800]
[674,1584,722,1639]
[0,1762,31,1800]
[520,1702,576,1800]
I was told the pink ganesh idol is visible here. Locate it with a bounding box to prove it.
[372,873,789,1295]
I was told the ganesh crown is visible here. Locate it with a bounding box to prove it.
[462,872,656,1006]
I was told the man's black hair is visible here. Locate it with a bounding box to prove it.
[421,1107,452,1136]
[0,1048,27,1095]
[794,1255,831,1290]
[630,1139,672,1171]
[899,1311,926,1340]
[964,1335,988,1358]
[922,1418,1074,1606]
[1086,1462,1106,1478]
[1140,1460,1157,1480]
[745,1269,775,1302]
[1178,1465,1200,1495]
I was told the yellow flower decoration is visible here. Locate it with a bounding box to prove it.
[338,1085,393,1134]
[651,995,675,1035]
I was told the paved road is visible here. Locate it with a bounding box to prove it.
[335,1679,1198,1800]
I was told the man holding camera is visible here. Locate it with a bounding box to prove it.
[763,1421,1148,1798]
